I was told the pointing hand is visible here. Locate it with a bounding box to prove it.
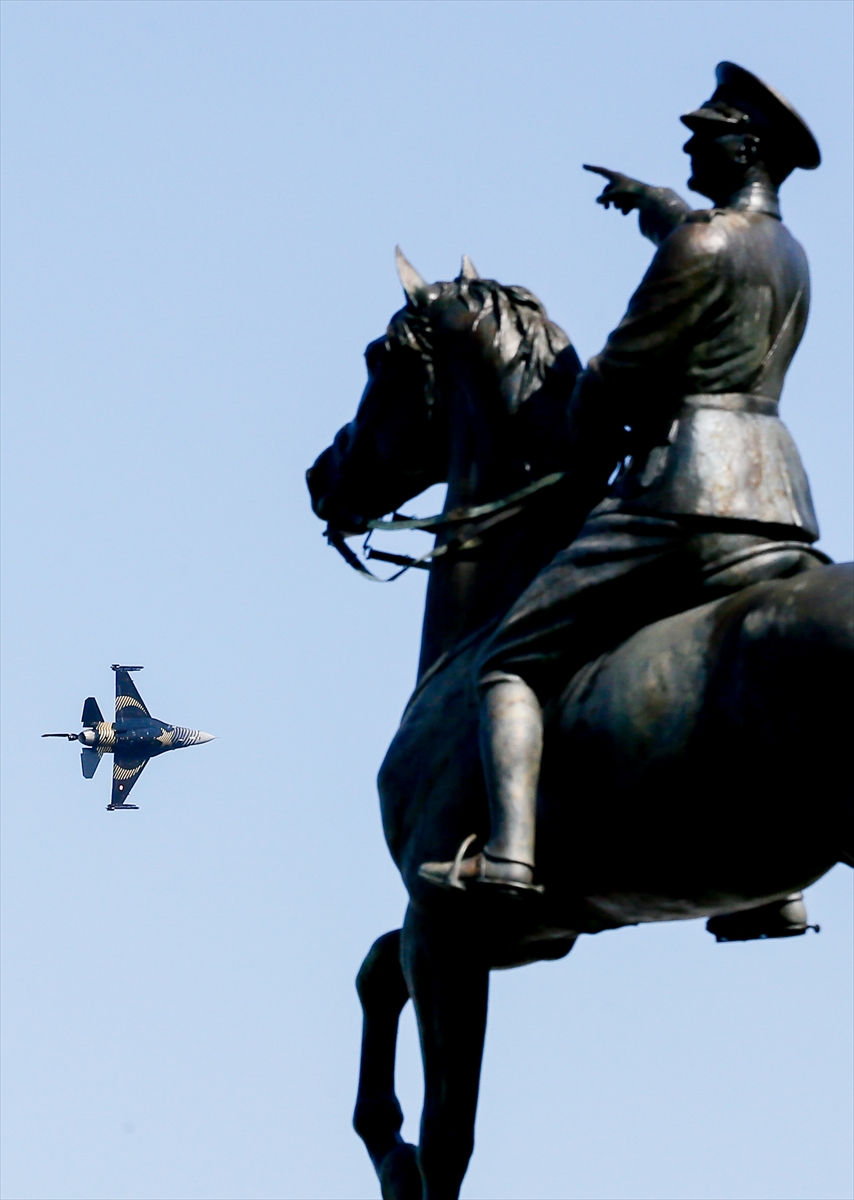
[583,165,650,215]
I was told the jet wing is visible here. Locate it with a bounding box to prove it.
[111,754,148,805]
[114,669,151,721]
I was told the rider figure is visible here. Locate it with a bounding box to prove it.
[420,62,830,895]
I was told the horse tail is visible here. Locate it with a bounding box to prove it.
[353,929,421,1200]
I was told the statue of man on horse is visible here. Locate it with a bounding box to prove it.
[307,61,851,1200]
[418,61,830,898]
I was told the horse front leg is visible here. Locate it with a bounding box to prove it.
[401,902,490,1200]
[353,929,422,1200]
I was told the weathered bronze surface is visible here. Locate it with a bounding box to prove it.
[307,62,853,1200]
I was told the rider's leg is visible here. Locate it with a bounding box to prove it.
[478,673,542,884]
[417,672,543,891]
[419,507,690,893]
[470,531,830,893]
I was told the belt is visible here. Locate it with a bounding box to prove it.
[680,392,779,416]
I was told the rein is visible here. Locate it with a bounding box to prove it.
[325,470,567,582]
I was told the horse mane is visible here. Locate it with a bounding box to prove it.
[387,277,573,415]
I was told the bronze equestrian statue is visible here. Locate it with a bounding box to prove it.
[307,63,853,1200]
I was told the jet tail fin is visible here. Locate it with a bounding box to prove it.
[82,697,104,726]
[81,747,102,779]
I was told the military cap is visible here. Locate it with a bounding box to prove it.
[681,61,820,171]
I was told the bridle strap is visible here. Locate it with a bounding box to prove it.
[325,525,435,582]
[324,470,566,582]
[365,470,566,533]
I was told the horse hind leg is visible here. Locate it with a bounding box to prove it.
[354,929,422,1200]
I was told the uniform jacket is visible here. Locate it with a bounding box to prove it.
[578,186,818,539]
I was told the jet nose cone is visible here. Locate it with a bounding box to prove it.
[196,731,215,743]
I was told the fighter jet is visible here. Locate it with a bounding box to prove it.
[43,666,214,810]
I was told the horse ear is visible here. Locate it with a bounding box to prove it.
[395,246,427,302]
[459,254,479,281]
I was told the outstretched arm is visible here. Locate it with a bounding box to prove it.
[584,165,693,246]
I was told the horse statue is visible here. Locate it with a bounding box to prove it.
[307,253,853,1200]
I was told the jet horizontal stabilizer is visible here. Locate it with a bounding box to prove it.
[81,747,102,779]
[82,697,104,727]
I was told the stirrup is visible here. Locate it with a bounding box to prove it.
[418,834,481,892]
[418,835,544,895]
[448,833,479,889]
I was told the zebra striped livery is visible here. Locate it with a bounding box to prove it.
[43,666,214,810]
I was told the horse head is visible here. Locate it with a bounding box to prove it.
[306,249,581,527]
[307,252,583,672]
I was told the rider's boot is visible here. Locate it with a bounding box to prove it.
[419,674,544,896]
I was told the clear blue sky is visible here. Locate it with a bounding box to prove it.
[1,3,851,1198]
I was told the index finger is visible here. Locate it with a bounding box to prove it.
[582,164,620,183]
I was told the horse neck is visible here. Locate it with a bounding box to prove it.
[417,522,542,680]
[416,372,567,680]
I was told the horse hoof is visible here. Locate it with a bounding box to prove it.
[379,1142,421,1200]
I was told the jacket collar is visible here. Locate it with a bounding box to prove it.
[726,182,782,219]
